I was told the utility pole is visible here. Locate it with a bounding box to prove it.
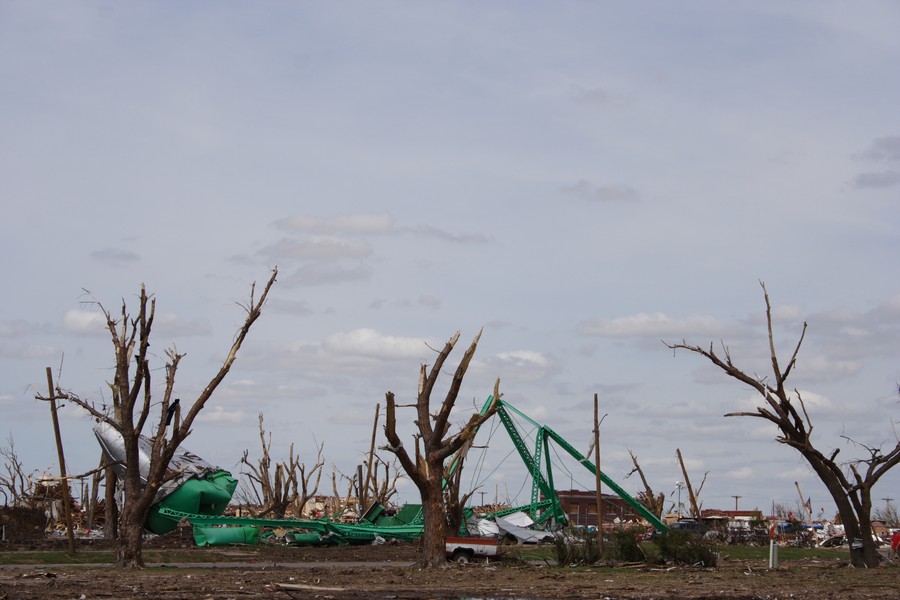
[593,393,605,555]
[40,367,76,554]
[675,482,685,516]
[732,495,742,511]
[362,403,380,509]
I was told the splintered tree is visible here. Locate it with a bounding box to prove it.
[624,450,665,518]
[239,413,325,518]
[383,330,499,568]
[666,282,900,568]
[61,269,277,567]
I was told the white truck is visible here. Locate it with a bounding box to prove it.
[445,536,500,563]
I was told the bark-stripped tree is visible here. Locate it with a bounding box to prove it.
[665,281,900,568]
[382,330,499,567]
[61,268,277,567]
[624,450,665,518]
[239,413,325,518]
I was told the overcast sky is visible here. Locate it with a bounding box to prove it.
[2,1,898,520]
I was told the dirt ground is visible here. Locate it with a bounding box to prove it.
[1,536,898,599]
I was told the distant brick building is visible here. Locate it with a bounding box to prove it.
[556,489,648,528]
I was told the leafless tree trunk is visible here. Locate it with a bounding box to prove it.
[59,269,277,567]
[331,468,358,518]
[624,450,665,518]
[443,460,475,537]
[369,455,402,506]
[382,330,499,568]
[239,413,325,518]
[85,459,103,530]
[665,281,900,568]
[676,448,707,519]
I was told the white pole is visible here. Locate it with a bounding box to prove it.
[768,524,779,569]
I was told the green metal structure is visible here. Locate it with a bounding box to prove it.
[473,396,668,533]
[149,396,667,542]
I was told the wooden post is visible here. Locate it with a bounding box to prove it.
[45,367,76,553]
[593,393,604,555]
[362,403,380,508]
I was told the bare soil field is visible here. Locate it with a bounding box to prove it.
[1,536,898,599]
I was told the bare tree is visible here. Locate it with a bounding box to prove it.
[0,435,35,506]
[239,413,325,518]
[60,269,277,567]
[665,282,900,567]
[873,501,898,528]
[382,330,499,568]
[677,448,707,519]
[624,450,665,518]
[368,454,403,507]
[331,467,357,517]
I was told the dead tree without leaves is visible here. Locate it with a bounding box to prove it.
[239,413,325,518]
[676,448,707,519]
[59,268,277,568]
[325,453,403,519]
[624,450,665,518]
[665,281,900,568]
[0,435,36,506]
[382,330,500,568]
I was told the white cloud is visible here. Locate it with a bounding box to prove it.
[417,295,442,310]
[196,406,251,424]
[404,225,493,243]
[477,350,558,383]
[62,309,107,335]
[322,329,435,361]
[18,344,62,359]
[0,320,34,338]
[494,350,549,369]
[769,303,805,322]
[281,264,372,287]
[725,466,754,480]
[272,214,395,234]
[153,312,213,337]
[774,466,815,482]
[580,312,741,338]
[266,298,314,316]
[561,179,638,203]
[793,355,861,383]
[258,236,373,261]
[329,409,372,426]
[89,247,140,265]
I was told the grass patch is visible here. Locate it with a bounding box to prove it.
[714,544,848,562]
